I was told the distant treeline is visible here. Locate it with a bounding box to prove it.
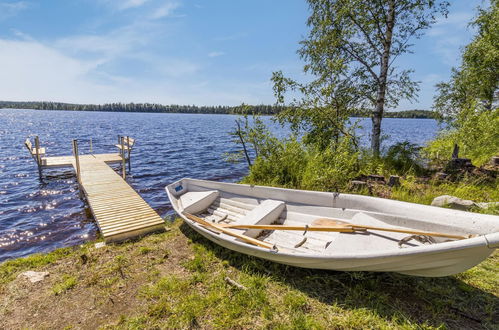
[360,109,439,119]
[0,101,438,118]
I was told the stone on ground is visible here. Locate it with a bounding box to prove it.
[19,271,49,283]
[431,195,476,210]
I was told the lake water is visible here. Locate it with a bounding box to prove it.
[0,109,441,261]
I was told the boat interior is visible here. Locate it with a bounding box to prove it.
[175,188,460,255]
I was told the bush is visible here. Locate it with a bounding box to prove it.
[243,137,307,188]
[244,136,360,191]
[301,137,359,191]
[424,107,499,166]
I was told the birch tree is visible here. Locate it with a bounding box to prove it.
[274,0,449,155]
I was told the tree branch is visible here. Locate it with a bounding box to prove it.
[346,11,383,57]
[340,43,379,82]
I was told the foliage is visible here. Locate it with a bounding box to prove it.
[301,137,360,191]
[424,106,499,166]
[434,0,498,117]
[273,0,449,154]
[243,137,308,188]
[383,142,426,175]
[226,105,278,168]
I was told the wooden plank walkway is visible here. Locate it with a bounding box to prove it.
[41,153,122,168]
[70,155,165,242]
[25,136,164,242]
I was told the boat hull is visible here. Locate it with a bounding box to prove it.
[167,178,499,277]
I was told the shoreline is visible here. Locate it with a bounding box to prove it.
[0,107,439,119]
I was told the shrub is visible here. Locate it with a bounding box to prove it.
[243,137,307,188]
[424,106,499,166]
[301,137,360,191]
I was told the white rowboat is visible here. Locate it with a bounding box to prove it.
[166,178,499,277]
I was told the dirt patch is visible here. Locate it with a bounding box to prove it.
[0,225,190,329]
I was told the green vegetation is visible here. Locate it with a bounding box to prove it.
[0,101,284,115]
[1,221,497,329]
[0,100,438,118]
[231,0,497,196]
[428,0,499,167]
[424,106,499,166]
[52,275,78,295]
[272,0,448,155]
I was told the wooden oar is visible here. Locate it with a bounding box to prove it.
[313,218,470,240]
[183,212,274,249]
[218,224,359,233]
[219,219,469,240]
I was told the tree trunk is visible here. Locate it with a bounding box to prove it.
[235,120,252,168]
[371,0,395,156]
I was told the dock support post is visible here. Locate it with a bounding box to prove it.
[89,138,93,154]
[121,136,126,180]
[72,139,83,199]
[34,136,42,180]
[127,136,131,173]
[72,139,82,182]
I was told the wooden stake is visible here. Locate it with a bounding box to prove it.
[183,212,273,249]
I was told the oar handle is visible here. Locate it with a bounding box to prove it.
[313,218,470,240]
[353,225,469,240]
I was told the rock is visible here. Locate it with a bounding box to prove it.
[350,180,367,190]
[444,158,475,172]
[387,175,400,187]
[367,175,385,183]
[476,202,499,209]
[434,172,448,180]
[431,195,476,211]
[491,156,499,166]
[94,242,106,249]
[19,271,49,283]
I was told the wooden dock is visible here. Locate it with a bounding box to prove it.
[25,136,165,242]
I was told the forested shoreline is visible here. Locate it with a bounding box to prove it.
[0,101,437,118]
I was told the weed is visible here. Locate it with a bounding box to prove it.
[52,275,77,295]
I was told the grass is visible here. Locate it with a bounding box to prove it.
[52,275,78,295]
[0,176,498,328]
[0,219,497,329]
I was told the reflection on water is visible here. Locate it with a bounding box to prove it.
[0,109,440,261]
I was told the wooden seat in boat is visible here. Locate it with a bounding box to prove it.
[238,200,285,238]
[179,190,219,214]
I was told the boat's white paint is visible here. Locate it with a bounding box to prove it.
[166,178,499,277]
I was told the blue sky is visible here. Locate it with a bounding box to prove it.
[0,0,484,109]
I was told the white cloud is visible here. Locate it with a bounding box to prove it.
[0,39,111,102]
[150,2,179,19]
[0,1,29,20]
[119,0,149,10]
[208,51,224,58]
[0,37,269,105]
[428,11,476,66]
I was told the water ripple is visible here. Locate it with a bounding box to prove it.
[0,109,440,261]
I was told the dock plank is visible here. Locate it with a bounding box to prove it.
[70,155,165,242]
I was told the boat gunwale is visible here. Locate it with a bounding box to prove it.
[165,179,499,260]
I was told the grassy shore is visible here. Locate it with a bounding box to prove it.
[1,214,498,329]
